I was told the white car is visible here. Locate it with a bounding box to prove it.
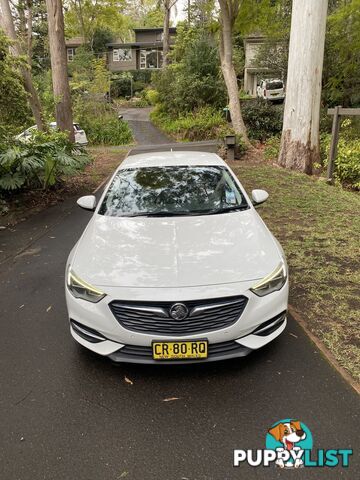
[257,79,285,102]
[65,151,288,363]
[16,122,88,145]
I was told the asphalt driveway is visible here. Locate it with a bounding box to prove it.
[0,183,358,480]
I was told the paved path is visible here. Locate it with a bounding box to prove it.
[120,107,171,145]
[0,115,358,479]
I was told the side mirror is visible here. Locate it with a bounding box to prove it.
[77,195,97,211]
[252,189,269,206]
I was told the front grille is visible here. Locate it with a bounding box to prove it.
[109,296,248,336]
[109,340,252,363]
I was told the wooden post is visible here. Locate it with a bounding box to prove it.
[327,105,341,184]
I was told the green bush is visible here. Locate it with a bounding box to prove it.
[152,31,226,115]
[264,136,281,160]
[0,31,31,141]
[74,99,133,145]
[110,70,153,98]
[145,89,159,106]
[82,115,133,145]
[0,130,90,192]
[151,106,241,144]
[242,99,283,141]
[320,132,360,189]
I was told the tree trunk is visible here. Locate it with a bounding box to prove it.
[162,1,170,67]
[46,0,74,141]
[0,0,44,130]
[26,0,33,61]
[218,0,251,146]
[278,0,328,174]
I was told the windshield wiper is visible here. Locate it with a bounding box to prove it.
[117,205,249,218]
[119,211,195,218]
[198,205,249,215]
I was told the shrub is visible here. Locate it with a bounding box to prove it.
[110,70,153,99]
[320,133,360,189]
[145,89,159,106]
[0,130,90,192]
[242,99,283,141]
[150,106,244,147]
[74,99,133,145]
[0,31,31,141]
[264,136,281,160]
[81,114,133,145]
[152,31,226,115]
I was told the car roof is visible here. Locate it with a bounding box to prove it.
[120,151,226,169]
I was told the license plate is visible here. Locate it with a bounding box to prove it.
[152,340,208,360]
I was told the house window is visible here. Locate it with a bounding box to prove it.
[113,48,132,62]
[67,48,75,62]
[140,49,160,69]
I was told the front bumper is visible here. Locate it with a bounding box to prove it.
[66,279,288,364]
[71,313,287,364]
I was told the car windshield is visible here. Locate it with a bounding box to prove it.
[266,81,283,90]
[98,166,249,217]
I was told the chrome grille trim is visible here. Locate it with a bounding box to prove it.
[118,304,169,317]
[109,296,248,336]
[189,298,245,316]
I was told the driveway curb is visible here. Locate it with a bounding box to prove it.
[289,305,360,394]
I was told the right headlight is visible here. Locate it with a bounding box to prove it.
[67,267,106,303]
[250,262,287,297]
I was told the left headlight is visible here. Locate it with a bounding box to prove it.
[250,262,287,297]
[67,268,106,303]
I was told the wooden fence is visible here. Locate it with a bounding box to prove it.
[327,106,360,183]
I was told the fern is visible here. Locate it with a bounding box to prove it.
[0,129,90,192]
[0,173,25,190]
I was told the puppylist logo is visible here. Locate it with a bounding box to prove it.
[234,419,352,469]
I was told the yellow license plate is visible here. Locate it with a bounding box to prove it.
[152,340,208,360]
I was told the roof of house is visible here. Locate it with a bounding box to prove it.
[65,37,85,47]
[133,27,177,33]
[107,42,165,48]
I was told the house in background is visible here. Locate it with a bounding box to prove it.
[243,35,284,97]
[243,36,268,97]
[108,27,177,71]
[65,37,85,63]
[65,27,177,72]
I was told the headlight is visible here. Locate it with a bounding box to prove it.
[250,262,287,297]
[67,268,106,303]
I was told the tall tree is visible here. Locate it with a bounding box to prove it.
[64,0,130,47]
[218,0,250,145]
[161,0,177,67]
[278,0,328,173]
[46,0,74,141]
[0,0,44,129]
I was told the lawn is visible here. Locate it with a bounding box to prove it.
[230,160,360,382]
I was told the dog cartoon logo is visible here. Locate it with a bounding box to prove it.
[266,419,312,468]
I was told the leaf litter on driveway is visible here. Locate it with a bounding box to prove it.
[124,376,133,385]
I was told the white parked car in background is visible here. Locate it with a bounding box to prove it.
[16,122,88,145]
[257,79,285,102]
[66,151,289,364]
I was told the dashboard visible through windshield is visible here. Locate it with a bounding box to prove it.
[98,165,249,217]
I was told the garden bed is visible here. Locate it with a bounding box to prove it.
[0,147,128,227]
